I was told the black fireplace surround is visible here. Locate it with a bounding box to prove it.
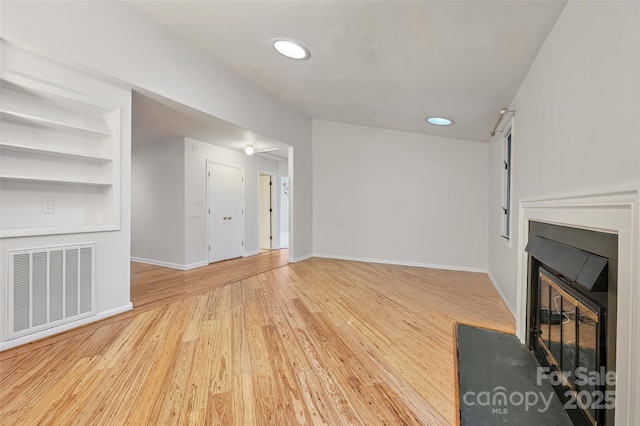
[526,221,617,426]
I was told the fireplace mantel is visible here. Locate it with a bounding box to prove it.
[516,185,639,425]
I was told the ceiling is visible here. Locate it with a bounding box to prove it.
[128,0,566,144]
[132,91,290,161]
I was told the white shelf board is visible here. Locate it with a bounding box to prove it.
[0,110,112,138]
[0,224,119,239]
[1,72,117,114]
[0,142,112,162]
[0,174,112,186]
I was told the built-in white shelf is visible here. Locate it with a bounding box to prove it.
[0,110,112,138]
[0,142,112,162]
[0,72,121,238]
[0,175,112,186]
[0,224,119,239]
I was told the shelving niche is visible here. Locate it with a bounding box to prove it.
[0,73,121,238]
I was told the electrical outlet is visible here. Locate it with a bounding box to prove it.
[343,242,348,248]
[147,244,151,253]
[42,200,54,214]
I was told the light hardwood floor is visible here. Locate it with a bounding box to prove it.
[0,255,514,425]
[131,249,291,311]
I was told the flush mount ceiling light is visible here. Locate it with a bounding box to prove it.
[245,144,280,156]
[426,116,454,126]
[272,39,310,60]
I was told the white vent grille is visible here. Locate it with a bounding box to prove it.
[7,243,96,339]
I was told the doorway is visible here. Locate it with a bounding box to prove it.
[207,162,244,263]
[258,172,276,251]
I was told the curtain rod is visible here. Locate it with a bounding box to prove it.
[490,108,515,137]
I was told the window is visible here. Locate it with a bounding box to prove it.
[501,127,512,239]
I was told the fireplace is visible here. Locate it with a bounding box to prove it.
[526,221,617,425]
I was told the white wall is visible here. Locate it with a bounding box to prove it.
[131,138,281,269]
[488,1,640,310]
[131,139,185,267]
[313,120,489,270]
[278,162,289,249]
[0,43,132,349]
[184,138,280,266]
[1,0,313,260]
[280,175,290,249]
[289,143,313,260]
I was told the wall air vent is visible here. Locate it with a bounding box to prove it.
[7,243,96,339]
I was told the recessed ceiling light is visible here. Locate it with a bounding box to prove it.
[273,39,310,60]
[244,145,254,155]
[426,117,454,126]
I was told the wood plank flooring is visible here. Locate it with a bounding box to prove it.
[0,256,514,425]
[131,249,291,310]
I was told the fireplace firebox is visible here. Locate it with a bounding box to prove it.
[526,222,617,426]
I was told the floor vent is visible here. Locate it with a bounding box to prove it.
[7,243,96,339]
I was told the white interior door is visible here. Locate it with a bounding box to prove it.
[208,163,244,263]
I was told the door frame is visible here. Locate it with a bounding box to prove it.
[257,170,278,251]
[206,160,245,263]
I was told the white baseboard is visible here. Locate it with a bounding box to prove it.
[131,256,185,270]
[313,253,488,273]
[184,261,208,270]
[131,257,207,271]
[487,271,516,319]
[291,253,313,263]
[244,250,260,257]
[0,302,134,352]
